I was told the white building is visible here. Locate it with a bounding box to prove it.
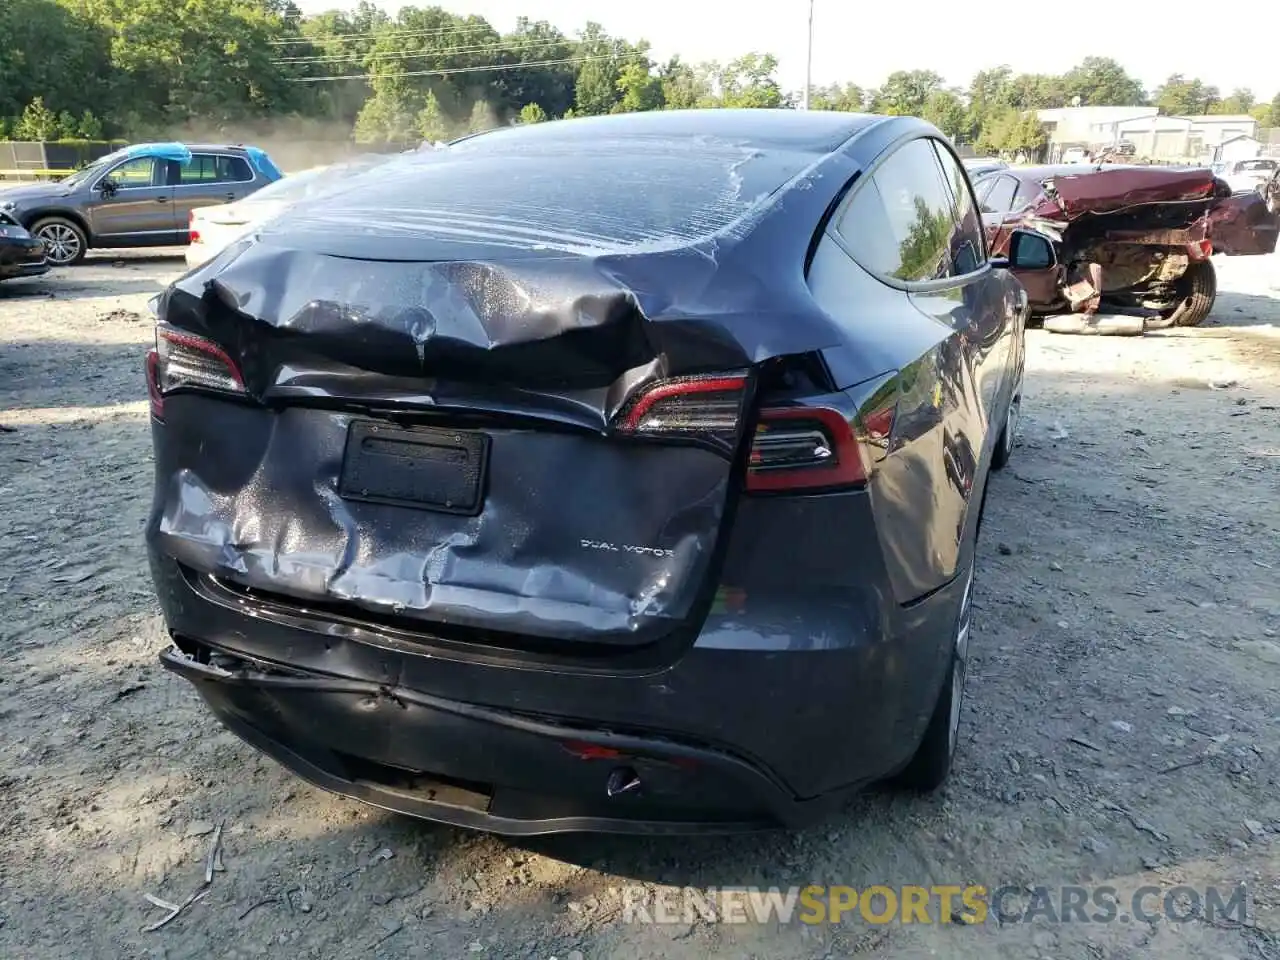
[1213,134,1262,163]
[1035,107,1259,163]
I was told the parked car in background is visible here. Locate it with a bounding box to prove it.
[0,211,48,283]
[186,154,393,268]
[1220,157,1279,195]
[971,164,1280,329]
[146,108,1055,835]
[0,142,283,266]
[962,157,1008,179]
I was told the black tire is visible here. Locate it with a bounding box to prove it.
[990,379,1021,471]
[30,216,88,266]
[1159,259,1216,328]
[892,554,975,791]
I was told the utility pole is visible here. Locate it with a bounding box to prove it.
[802,0,814,110]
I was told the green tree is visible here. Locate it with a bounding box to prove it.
[76,110,105,139]
[1208,88,1255,115]
[616,61,664,113]
[495,18,576,120]
[922,89,967,140]
[871,70,944,115]
[353,91,416,143]
[518,102,548,123]
[810,83,865,112]
[1061,57,1146,106]
[573,22,624,115]
[1005,73,1067,110]
[715,54,782,108]
[415,91,451,141]
[14,96,59,140]
[468,99,497,133]
[1154,74,1221,115]
[658,57,710,109]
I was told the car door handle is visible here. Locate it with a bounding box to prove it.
[154,197,169,204]
[224,193,235,201]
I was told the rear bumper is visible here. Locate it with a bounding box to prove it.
[151,548,963,834]
[161,645,791,835]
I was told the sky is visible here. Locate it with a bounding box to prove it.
[290,0,1280,101]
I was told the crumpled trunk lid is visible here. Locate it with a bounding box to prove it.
[147,131,881,652]
[1035,166,1224,220]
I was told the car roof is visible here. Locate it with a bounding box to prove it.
[258,110,923,265]
[177,143,253,154]
[453,108,885,156]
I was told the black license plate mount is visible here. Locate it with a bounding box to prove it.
[338,421,489,516]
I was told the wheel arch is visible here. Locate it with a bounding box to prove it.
[22,208,94,245]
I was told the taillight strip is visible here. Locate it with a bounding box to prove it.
[616,374,748,433]
[745,406,867,493]
[158,326,245,389]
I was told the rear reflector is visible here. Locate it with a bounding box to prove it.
[187,209,200,244]
[746,406,866,492]
[614,373,748,447]
[148,324,245,419]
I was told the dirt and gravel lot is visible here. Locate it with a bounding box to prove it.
[2,250,1279,960]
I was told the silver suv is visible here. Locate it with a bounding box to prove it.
[0,142,282,266]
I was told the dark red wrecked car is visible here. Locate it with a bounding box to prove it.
[144,109,1045,835]
[972,164,1280,329]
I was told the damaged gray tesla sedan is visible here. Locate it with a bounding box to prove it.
[145,109,1051,834]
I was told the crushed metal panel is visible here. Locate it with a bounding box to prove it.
[149,120,884,647]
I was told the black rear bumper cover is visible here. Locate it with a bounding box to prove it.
[161,644,815,835]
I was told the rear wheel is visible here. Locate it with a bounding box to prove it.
[892,553,975,791]
[990,375,1021,471]
[31,217,88,266]
[1153,259,1216,329]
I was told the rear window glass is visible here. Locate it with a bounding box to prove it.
[273,142,817,253]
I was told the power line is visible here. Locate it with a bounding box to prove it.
[286,54,609,83]
[276,35,580,65]
[269,22,576,47]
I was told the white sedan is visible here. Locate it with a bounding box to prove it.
[185,155,392,268]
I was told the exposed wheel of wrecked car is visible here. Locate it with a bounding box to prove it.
[145,110,1028,836]
[1156,259,1217,329]
[31,217,87,266]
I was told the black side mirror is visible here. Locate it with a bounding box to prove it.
[991,228,1057,270]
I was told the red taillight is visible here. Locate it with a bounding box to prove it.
[146,349,163,418]
[188,210,200,244]
[1187,238,1212,259]
[614,374,871,493]
[614,373,749,446]
[147,324,245,420]
[746,406,867,492]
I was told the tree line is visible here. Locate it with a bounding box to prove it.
[2,0,1277,153]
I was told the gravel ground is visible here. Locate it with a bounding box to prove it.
[2,250,1279,960]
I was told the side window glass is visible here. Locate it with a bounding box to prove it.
[837,138,958,282]
[873,139,958,282]
[179,155,253,184]
[107,157,159,189]
[1013,178,1045,210]
[980,176,1017,213]
[833,175,902,278]
[931,141,986,274]
[221,156,254,182]
[180,155,220,184]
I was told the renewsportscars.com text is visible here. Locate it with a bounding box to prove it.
[621,884,1249,926]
